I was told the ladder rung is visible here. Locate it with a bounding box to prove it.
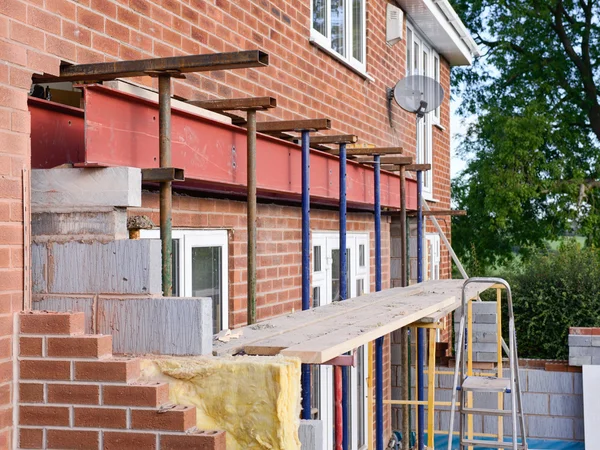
[461,376,511,393]
[461,438,525,449]
[461,407,512,416]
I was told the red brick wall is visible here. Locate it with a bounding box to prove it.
[18,311,226,449]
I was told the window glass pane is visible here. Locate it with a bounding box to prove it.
[172,238,180,297]
[310,365,320,419]
[331,0,346,56]
[331,248,351,301]
[313,286,321,308]
[352,0,363,62]
[359,244,365,267]
[406,29,412,75]
[357,346,366,446]
[314,245,322,272]
[191,246,222,334]
[312,0,327,36]
[423,49,428,77]
[356,278,364,296]
[414,41,419,75]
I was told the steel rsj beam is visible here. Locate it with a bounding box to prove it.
[33,50,269,83]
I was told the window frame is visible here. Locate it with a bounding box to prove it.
[140,229,229,333]
[406,22,440,199]
[311,231,370,450]
[310,0,367,75]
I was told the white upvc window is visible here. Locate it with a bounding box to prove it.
[406,22,441,199]
[311,232,369,450]
[310,0,367,74]
[141,229,229,334]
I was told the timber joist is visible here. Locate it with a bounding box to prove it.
[358,156,413,166]
[405,163,432,172]
[406,209,467,217]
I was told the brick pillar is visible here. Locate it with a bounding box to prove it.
[18,311,226,449]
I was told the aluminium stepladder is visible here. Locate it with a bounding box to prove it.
[447,277,528,450]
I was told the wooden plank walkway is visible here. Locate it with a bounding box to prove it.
[214,279,493,363]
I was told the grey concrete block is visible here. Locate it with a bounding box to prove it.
[574,418,584,440]
[528,370,573,394]
[592,336,600,347]
[32,167,141,210]
[32,208,128,242]
[32,243,48,294]
[474,313,497,324]
[569,355,592,366]
[475,352,499,362]
[592,354,600,365]
[527,416,574,439]
[299,420,324,450]
[32,295,95,333]
[472,343,498,353]
[390,258,401,279]
[46,240,161,294]
[472,323,497,333]
[522,392,549,415]
[550,394,583,417]
[472,302,497,315]
[570,346,593,357]
[574,373,582,395]
[569,335,592,347]
[97,296,212,355]
[473,331,497,343]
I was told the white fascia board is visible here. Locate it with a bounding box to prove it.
[396,0,480,66]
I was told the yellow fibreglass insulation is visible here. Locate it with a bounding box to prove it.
[140,355,302,450]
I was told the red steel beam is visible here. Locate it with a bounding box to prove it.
[30,84,417,210]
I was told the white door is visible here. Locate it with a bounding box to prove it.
[311,232,369,449]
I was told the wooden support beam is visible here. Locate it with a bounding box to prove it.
[187,96,276,111]
[407,209,467,217]
[359,156,413,165]
[326,146,403,156]
[405,164,432,172]
[32,50,269,83]
[141,168,185,182]
[256,118,331,132]
[309,134,358,145]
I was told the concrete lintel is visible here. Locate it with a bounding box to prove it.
[32,167,142,211]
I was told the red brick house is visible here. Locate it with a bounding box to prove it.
[0,0,477,447]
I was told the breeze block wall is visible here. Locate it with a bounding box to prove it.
[18,311,226,449]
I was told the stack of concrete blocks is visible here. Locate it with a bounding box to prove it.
[568,327,600,366]
[429,368,584,442]
[30,167,212,356]
[454,301,499,363]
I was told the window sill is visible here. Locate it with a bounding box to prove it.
[425,196,440,203]
[309,37,375,82]
[433,122,446,131]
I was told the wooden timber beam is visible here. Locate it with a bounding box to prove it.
[309,134,358,145]
[326,146,403,156]
[405,164,431,172]
[32,50,269,83]
[187,96,276,111]
[359,156,413,165]
[256,118,331,132]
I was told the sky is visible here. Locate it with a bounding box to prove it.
[450,97,468,179]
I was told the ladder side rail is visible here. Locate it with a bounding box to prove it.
[447,312,467,450]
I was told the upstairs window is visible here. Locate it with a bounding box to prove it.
[311,0,366,73]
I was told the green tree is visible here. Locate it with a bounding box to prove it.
[450,0,600,271]
[501,241,600,360]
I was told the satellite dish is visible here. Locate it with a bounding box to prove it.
[392,75,444,118]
